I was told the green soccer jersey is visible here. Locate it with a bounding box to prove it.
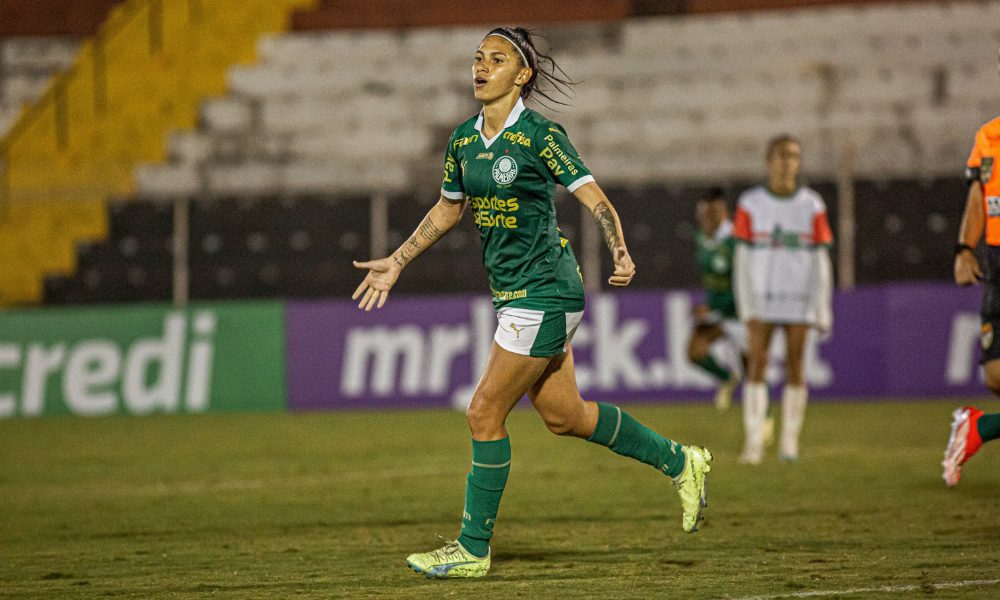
[441,98,592,312]
[696,221,737,320]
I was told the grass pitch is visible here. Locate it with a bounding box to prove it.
[2,400,1000,599]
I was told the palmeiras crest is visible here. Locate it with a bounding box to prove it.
[492,156,518,185]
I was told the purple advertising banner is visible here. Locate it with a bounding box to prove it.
[285,283,989,411]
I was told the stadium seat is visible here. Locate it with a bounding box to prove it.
[1,0,317,305]
[16,2,994,305]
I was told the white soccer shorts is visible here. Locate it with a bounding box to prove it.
[494,307,585,358]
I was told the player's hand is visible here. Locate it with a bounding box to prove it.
[814,315,833,338]
[954,250,982,287]
[352,257,401,311]
[609,247,635,287]
[693,304,709,321]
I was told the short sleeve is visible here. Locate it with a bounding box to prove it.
[810,193,834,246]
[535,122,593,192]
[441,131,464,201]
[968,132,983,169]
[967,130,984,184]
[813,212,833,246]
[733,206,753,243]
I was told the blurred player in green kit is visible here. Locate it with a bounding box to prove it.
[352,26,713,579]
[687,188,745,410]
[687,189,775,434]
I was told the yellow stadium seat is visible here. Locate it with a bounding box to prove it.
[0,0,316,305]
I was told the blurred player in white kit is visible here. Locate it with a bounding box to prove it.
[733,135,834,464]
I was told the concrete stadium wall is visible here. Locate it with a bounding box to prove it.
[0,0,123,36]
[292,0,632,30]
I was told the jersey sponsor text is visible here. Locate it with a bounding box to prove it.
[540,134,579,178]
[501,130,531,147]
[492,288,528,302]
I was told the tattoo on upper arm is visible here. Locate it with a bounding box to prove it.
[592,201,623,253]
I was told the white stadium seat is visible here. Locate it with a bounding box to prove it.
[134,163,202,198]
[136,3,1000,197]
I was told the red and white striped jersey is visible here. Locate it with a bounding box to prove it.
[732,186,833,324]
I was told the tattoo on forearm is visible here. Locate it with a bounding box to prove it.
[418,218,445,242]
[393,216,446,269]
[395,236,418,267]
[592,201,623,253]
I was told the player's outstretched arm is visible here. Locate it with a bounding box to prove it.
[352,196,467,311]
[955,181,985,286]
[572,181,635,287]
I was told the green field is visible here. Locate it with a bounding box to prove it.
[2,400,1000,599]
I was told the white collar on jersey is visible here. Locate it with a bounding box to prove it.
[713,219,733,242]
[474,97,526,149]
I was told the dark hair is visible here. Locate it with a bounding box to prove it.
[485,27,574,107]
[766,133,801,159]
[700,186,725,202]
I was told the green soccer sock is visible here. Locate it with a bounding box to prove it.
[695,355,732,382]
[978,413,1000,443]
[587,402,687,478]
[457,437,510,559]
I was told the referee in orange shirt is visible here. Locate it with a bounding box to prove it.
[944,65,1000,486]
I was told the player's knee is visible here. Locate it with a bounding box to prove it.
[985,365,1000,394]
[540,407,587,437]
[543,415,575,436]
[785,359,805,386]
[747,351,768,382]
[687,338,706,363]
[466,397,499,437]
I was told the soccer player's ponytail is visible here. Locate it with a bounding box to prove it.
[486,26,574,107]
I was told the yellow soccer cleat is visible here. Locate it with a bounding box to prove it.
[672,446,713,533]
[714,373,740,411]
[406,538,490,579]
[762,415,776,448]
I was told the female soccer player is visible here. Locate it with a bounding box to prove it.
[732,135,833,465]
[944,83,1000,485]
[687,187,748,411]
[352,27,712,579]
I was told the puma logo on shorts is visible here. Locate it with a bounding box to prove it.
[494,307,584,358]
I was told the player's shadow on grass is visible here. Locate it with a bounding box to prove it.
[924,479,996,495]
[169,582,338,594]
[300,513,664,531]
[499,548,634,563]
[488,550,703,582]
[504,550,701,564]
[500,513,667,526]
[286,517,461,530]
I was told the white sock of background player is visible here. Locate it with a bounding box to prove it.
[741,382,768,463]
[780,384,808,459]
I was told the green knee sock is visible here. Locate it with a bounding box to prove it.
[587,402,686,478]
[978,413,1000,443]
[457,437,510,559]
[695,355,731,382]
